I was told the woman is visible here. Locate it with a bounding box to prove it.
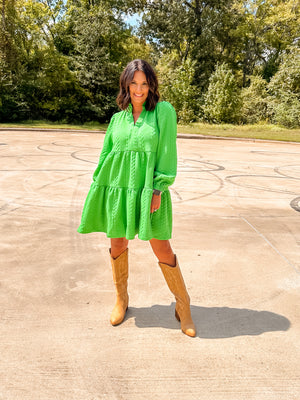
[78,59,196,337]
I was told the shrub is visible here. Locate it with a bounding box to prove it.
[267,46,300,128]
[241,76,270,124]
[203,63,242,123]
[156,53,200,124]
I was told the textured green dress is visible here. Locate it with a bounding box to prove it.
[77,101,177,240]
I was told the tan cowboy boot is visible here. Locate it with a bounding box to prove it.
[109,247,129,326]
[158,255,196,337]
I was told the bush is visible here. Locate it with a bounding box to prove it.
[156,53,200,124]
[241,76,270,124]
[268,95,300,128]
[203,63,242,124]
[267,46,300,128]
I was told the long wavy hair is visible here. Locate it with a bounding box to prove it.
[116,59,160,111]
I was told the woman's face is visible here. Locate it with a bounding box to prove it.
[129,71,149,108]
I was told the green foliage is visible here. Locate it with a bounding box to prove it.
[156,53,200,123]
[0,45,92,122]
[122,35,154,64]
[203,63,242,124]
[140,0,241,91]
[66,1,129,119]
[268,46,300,97]
[0,0,153,122]
[267,46,300,128]
[21,49,93,122]
[232,0,300,84]
[241,75,269,124]
[0,0,299,127]
[269,96,300,129]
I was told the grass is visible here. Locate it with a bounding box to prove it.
[0,120,299,142]
[0,120,108,131]
[178,122,300,142]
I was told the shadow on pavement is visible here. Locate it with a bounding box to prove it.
[126,303,290,339]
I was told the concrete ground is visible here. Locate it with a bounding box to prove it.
[0,129,299,400]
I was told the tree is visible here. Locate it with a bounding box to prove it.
[156,52,200,123]
[65,0,154,120]
[1,0,299,125]
[267,46,300,128]
[203,63,242,123]
[233,0,300,84]
[139,0,241,91]
[0,0,95,121]
[241,75,269,123]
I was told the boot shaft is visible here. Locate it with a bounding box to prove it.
[110,247,129,293]
[158,255,190,306]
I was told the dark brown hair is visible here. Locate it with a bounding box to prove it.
[116,59,160,111]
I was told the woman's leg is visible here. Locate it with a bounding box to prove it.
[110,237,129,259]
[150,238,196,337]
[149,238,176,266]
[109,237,129,326]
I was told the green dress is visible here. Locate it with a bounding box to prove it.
[77,101,177,241]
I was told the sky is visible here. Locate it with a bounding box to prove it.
[123,13,142,28]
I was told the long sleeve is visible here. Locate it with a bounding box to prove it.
[153,102,177,192]
[92,114,115,181]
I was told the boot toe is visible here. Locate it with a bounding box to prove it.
[110,305,128,326]
[110,316,123,326]
[183,327,196,337]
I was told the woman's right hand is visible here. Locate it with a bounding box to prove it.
[150,193,161,213]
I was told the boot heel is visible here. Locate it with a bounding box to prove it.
[175,309,180,321]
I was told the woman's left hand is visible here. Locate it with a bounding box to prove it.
[150,193,161,213]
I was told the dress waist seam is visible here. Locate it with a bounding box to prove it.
[111,149,156,154]
[92,183,154,191]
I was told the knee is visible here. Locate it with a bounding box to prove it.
[110,238,128,258]
[150,239,175,264]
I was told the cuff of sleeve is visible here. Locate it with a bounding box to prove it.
[153,189,162,196]
[153,183,166,192]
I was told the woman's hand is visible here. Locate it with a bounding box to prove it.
[150,193,161,213]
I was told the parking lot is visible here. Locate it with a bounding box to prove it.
[0,129,299,399]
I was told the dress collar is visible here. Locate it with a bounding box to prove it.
[126,102,146,112]
[126,102,146,126]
